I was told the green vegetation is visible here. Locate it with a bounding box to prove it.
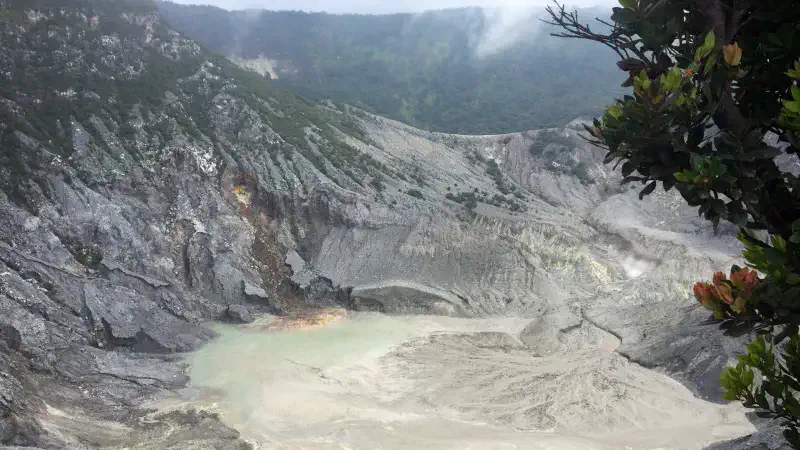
[369,176,385,192]
[406,189,424,200]
[485,160,517,195]
[547,0,800,442]
[60,235,104,269]
[446,191,479,210]
[0,7,17,21]
[157,2,623,134]
[445,189,524,212]
[484,161,502,187]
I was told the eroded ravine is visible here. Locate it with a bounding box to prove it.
[150,310,755,450]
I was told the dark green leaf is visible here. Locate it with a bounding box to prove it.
[784,100,800,113]
[604,152,620,164]
[711,199,727,216]
[639,181,657,199]
[731,212,748,227]
[610,7,638,25]
[764,380,783,397]
[743,131,765,150]
[688,124,705,148]
[763,248,788,265]
[722,320,752,337]
[621,76,634,88]
[740,146,783,161]
[621,161,636,177]
[740,166,757,177]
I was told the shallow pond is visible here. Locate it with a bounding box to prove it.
[171,311,754,450]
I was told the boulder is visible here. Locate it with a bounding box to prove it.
[0,324,22,352]
[225,305,253,324]
[242,280,269,304]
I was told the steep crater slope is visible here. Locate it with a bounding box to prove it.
[0,0,756,448]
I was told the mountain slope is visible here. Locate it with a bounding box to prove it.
[156,2,625,134]
[0,0,762,448]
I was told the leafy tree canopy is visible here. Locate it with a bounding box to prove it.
[546,0,800,443]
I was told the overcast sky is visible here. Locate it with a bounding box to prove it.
[166,0,616,14]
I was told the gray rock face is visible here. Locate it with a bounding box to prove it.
[0,347,31,444]
[242,280,268,303]
[225,304,253,324]
[349,282,469,316]
[241,280,282,314]
[54,345,189,390]
[84,283,214,353]
[708,427,794,450]
[0,324,22,352]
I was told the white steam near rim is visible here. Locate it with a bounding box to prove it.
[471,1,614,58]
[621,255,655,278]
[473,6,539,58]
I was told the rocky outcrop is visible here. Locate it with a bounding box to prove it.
[225,304,253,323]
[0,338,44,448]
[349,281,470,316]
[708,427,793,450]
[84,283,214,353]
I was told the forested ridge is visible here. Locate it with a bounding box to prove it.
[157,1,623,134]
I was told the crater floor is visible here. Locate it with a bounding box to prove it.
[151,312,754,450]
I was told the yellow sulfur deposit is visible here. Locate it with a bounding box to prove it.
[250,308,347,332]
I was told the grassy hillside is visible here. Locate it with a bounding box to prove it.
[157,2,624,134]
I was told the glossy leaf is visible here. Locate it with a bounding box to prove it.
[639,181,657,199]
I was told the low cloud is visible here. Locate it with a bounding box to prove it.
[473,6,540,58]
[472,1,617,58]
[169,0,614,58]
[170,0,614,15]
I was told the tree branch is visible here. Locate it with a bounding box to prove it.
[697,0,750,136]
[543,2,630,61]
